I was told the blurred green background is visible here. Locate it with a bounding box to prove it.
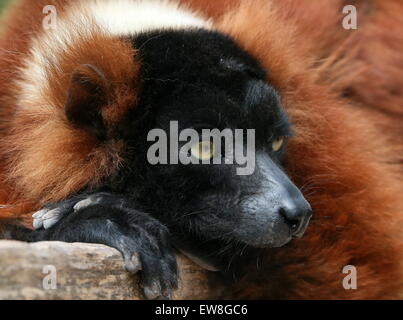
[0,0,11,14]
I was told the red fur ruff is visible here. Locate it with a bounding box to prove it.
[0,0,402,299]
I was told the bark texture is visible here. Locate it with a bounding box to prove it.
[0,240,224,300]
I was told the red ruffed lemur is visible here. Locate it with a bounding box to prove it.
[0,0,402,299]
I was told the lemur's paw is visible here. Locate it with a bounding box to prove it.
[115,216,178,299]
[32,192,128,230]
[32,197,79,230]
[32,192,177,299]
[32,208,62,229]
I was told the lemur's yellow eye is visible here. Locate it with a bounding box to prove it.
[272,137,285,152]
[191,141,216,161]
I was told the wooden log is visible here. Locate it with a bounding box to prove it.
[0,240,224,300]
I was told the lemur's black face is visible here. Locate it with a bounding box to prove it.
[119,30,312,268]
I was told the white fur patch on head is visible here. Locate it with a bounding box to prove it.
[89,0,211,35]
[15,0,211,113]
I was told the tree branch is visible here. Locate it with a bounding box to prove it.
[0,240,224,300]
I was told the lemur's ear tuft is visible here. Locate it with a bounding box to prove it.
[65,64,109,140]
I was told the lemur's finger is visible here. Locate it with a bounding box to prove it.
[42,209,63,229]
[123,251,142,274]
[143,280,162,300]
[32,209,49,229]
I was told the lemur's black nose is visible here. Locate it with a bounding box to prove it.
[279,201,312,237]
